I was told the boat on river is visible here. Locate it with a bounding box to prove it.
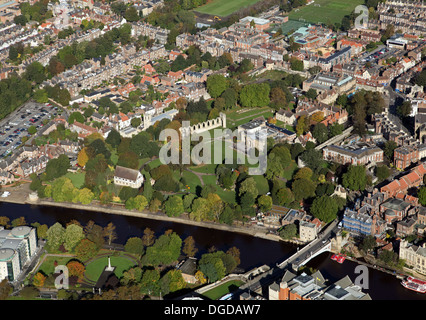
[401,276,426,293]
[331,253,346,264]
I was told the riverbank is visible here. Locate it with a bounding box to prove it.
[0,182,284,243]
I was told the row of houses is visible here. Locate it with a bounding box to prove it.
[0,140,79,184]
[42,43,168,97]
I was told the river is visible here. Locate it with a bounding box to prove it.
[1,202,425,300]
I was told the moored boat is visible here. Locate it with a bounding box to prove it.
[401,277,426,293]
[331,253,346,264]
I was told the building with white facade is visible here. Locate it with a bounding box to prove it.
[0,226,38,282]
[113,166,144,189]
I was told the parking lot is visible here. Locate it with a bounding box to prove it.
[357,46,399,66]
[0,101,58,158]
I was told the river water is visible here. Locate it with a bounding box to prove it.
[1,202,425,300]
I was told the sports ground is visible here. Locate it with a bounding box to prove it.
[195,0,263,17]
[288,0,364,25]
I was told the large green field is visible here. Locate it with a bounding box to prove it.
[288,0,364,25]
[195,0,262,17]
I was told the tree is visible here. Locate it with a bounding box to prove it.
[142,232,182,266]
[125,195,148,211]
[105,129,121,148]
[46,222,65,252]
[375,165,390,182]
[274,187,294,206]
[117,151,139,169]
[163,196,184,217]
[299,149,324,173]
[120,267,143,287]
[0,279,12,300]
[76,188,94,205]
[310,195,338,223]
[63,224,85,252]
[360,235,376,253]
[397,101,412,118]
[265,152,284,180]
[257,195,272,212]
[198,252,226,283]
[19,286,39,299]
[312,123,329,144]
[124,7,140,22]
[68,112,85,124]
[238,177,258,199]
[119,187,139,202]
[124,237,144,257]
[292,178,316,201]
[305,88,318,100]
[74,239,98,261]
[33,272,46,287]
[290,58,304,71]
[142,227,156,247]
[279,224,297,239]
[160,269,186,295]
[11,217,26,228]
[77,147,89,167]
[45,154,70,180]
[342,165,367,191]
[294,167,313,181]
[383,141,398,161]
[269,87,287,110]
[418,186,426,206]
[206,74,228,98]
[239,83,270,108]
[66,260,86,279]
[182,236,198,257]
[37,224,48,240]
[296,115,310,136]
[329,123,344,137]
[221,88,238,109]
[103,223,117,246]
[190,198,211,222]
[131,117,141,128]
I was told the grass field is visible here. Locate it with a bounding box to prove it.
[38,255,73,275]
[195,0,262,17]
[64,172,85,188]
[202,280,244,300]
[84,254,138,282]
[288,0,364,25]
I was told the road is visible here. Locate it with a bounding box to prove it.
[235,217,341,297]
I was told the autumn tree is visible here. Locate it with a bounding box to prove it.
[142,227,156,247]
[74,239,98,261]
[182,236,198,257]
[66,260,86,279]
[103,222,117,246]
[32,272,46,287]
[269,87,287,111]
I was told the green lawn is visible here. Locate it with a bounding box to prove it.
[84,254,138,282]
[181,170,203,192]
[38,255,73,275]
[195,0,262,17]
[202,280,244,300]
[288,0,364,25]
[65,172,86,189]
